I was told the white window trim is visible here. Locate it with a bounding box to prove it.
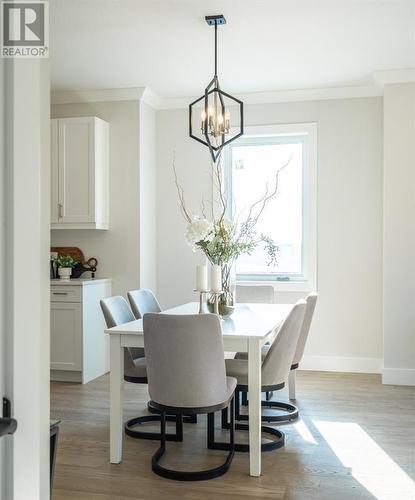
[225,122,317,292]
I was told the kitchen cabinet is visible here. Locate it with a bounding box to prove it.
[50,278,112,384]
[50,117,109,230]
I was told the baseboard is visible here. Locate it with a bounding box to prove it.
[50,370,82,383]
[300,355,382,374]
[382,368,415,386]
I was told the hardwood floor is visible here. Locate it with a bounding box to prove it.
[51,371,415,500]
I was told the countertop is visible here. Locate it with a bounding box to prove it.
[51,278,112,286]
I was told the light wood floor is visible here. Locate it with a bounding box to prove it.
[51,371,415,500]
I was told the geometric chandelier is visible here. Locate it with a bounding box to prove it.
[189,15,244,162]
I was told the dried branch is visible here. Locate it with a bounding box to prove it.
[245,154,292,232]
[172,154,192,223]
[212,152,227,225]
[201,197,207,219]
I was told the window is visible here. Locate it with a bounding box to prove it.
[224,123,316,289]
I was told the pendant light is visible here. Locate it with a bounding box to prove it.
[189,15,244,162]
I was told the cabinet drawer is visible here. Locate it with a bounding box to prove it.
[51,286,82,302]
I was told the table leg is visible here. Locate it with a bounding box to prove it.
[248,338,262,477]
[288,369,296,400]
[110,335,124,463]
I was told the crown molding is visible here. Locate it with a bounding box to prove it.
[51,68,415,108]
[140,87,162,109]
[51,83,384,109]
[373,68,415,87]
[51,87,146,105]
[158,85,382,109]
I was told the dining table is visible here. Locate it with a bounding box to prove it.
[106,301,294,477]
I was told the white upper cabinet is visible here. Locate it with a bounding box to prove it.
[51,116,109,230]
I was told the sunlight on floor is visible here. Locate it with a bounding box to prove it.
[293,419,318,444]
[314,420,415,500]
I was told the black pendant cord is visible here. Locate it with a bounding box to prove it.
[214,23,218,78]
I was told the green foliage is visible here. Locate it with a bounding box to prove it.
[260,234,279,267]
[194,217,278,269]
[55,255,78,268]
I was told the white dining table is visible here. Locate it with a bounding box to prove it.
[106,301,294,477]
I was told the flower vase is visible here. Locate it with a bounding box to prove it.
[208,263,236,317]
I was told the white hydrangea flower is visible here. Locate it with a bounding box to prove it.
[185,217,213,248]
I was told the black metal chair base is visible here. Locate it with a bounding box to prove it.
[152,399,235,481]
[240,392,298,423]
[125,413,183,441]
[217,407,285,452]
[242,391,273,405]
[147,400,198,424]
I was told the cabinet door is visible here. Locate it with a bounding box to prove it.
[58,117,95,224]
[50,302,82,371]
[50,119,59,223]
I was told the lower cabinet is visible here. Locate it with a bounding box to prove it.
[50,279,112,384]
[51,302,82,372]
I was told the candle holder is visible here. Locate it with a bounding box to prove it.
[210,291,223,316]
[194,289,223,315]
[194,289,210,314]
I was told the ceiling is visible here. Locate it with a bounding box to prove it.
[51,0,415,98]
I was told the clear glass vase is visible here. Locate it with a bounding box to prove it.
[208,262,236,317]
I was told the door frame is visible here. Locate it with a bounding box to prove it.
[2,57,51,499]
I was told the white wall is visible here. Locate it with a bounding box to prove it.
[0,57,6,500]
[50,100,141,296]
[7,58,50,500]
[139,101,157,291]
[157,109,215,308]
[157,97,384,368]
[383,83,415,385]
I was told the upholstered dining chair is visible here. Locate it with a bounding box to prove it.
[287,293,318,399]
[100,296,182,442]
[144,313,236,481]
[235,284,275,403]
[127,289,197,424]
[236,284,275,303]
[219,300,307,452]
[126,289,161,359]
[235,293,318,421]
[127,289,161,320]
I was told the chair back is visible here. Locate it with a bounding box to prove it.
[261,300,306,386]
[100,296,138,376]
[236,285,275,304]
[144,313,228,409]
[292,293,318,366]
[128,289,161,319]
[100,296,135,328]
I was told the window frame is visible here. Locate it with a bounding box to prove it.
[224,123,317,292]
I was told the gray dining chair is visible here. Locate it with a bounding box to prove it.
[127,288,197,424]
[127,289,161,319]
[235,284,275,403]
[144,313,236,481]
[236,293,318,421]
[287,293,318,399]
[220,300,307,452]
[100,296,182,442]
[236,284,275,303]
[126,289,162,360]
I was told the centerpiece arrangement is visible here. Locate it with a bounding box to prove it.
[175,152,289,316]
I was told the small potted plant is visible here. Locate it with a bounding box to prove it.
[55,255,78,281]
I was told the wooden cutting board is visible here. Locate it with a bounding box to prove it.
[51,247,86,265]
